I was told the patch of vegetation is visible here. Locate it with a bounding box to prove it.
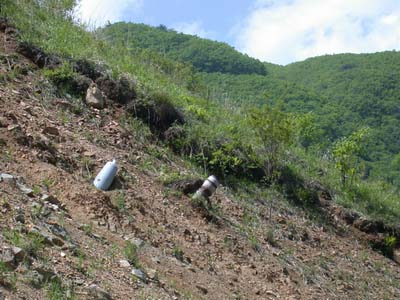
[112,192,127,213]
[123,241,140,268]
[46,277,75,300]
[4,230,45,260]
[172,246,184,262]
[0,261,17,290]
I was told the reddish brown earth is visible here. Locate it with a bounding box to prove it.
[0,30,399,300]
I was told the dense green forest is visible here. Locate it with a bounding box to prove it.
[99,22,267,75]
[100,22,400,185]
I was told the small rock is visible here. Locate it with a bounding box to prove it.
[33,266,57,282]
[14,207,25,223]
[146,268,158,281]
[88,284,112,300]
[29,226,54,246]
[196,285,208,295]
[131,238,145,249]
[74,278,85,286]
[60,252,66,258]
[86,83,105,109]
[0,117,8,127]
[7,124,20,131]
[48,223,69,240]
[0,248,16,269]
[51,236,65,247]
[131,268,147,282]
[119,259,131,268]
[83,151,96,157]
[42,126,59,136]
[152,256,161,264]
[169,179,203,195]
[394,249,400,265]
[16,182,34,196]
[11,246,26,263]
[0,173,15,183]
[28,270,45,288]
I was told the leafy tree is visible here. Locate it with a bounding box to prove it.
[332,127,371,186]
[248,104,295,181]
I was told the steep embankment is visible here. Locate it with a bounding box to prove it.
[1,23,399,300]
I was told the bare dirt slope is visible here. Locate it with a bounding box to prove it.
[0,30,399,300]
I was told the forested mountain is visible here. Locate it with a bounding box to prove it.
[99,22,267,75]
[101,22,400,183]
[280,53,400,181]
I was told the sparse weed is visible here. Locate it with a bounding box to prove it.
[41,177,55,191]
[172,246,184,262]
[46,277,75,300]
[0,261,17,291]
[3,229,45,259]
[123,241,140,268]
[265,228,278,247]
[32,185,41,196]
[120,115,152,144]
[81,223,93,236]
[80,156,95,180]
[112,192,127,213]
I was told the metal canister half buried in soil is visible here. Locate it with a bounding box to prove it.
[93,159,118,191]
[194,175,219,199]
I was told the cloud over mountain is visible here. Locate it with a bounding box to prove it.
[237,0,400,64]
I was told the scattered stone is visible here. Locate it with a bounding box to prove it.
[14,207,25,223]
[169,178,203,195]
[394,249,400,265]
[119,259,131,268]
[7,124,20,131]
[83,150,96,157]
[88,284,112,300]
[0,173,15,183]
[60,252,66,258]
[152,256,161,264]
[74,278,85,286]
[41,194,64,208]
[0,117,8,127]
[16,182,34,196]
[48,223,69,240]
[86,83,105,109]
[146,268,159,281]
[196,285,208,295]
[27,270,45,288]
[130,238,145,249]
[131,268,147,282]
[51,236,65,247]
[29,226,54,246]
[0,248,16,269]
[33,265,57,282]
[42,126,59,136]
[11,246,26,263]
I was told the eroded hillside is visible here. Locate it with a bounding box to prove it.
[1,22,400,300]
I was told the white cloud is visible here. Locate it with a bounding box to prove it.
[172,21,215,39]
[237,0,400,64]
[76,0,143,27]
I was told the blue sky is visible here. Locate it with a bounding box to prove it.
[120,0,253,43]
[77,0,400,65]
